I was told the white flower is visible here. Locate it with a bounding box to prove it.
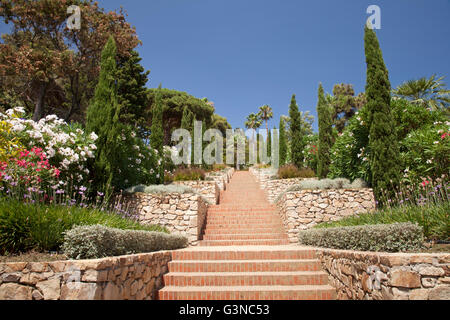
[90,132,98,141]
[47,148,56,158]
[426,160,432,164]
[89,144,97,150]
[11,123,26,132]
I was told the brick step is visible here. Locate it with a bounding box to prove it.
[159,285,336,300]
[208,207,277,212]
[203,233,287,241]
[204,225,284,231]
[205,218,283,224]
[204,227,285,235]
[163,271,329,286]
[207,210,279,215]
[199,239,292,246]
[171,248,316,260]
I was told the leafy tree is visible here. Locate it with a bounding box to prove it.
[393,74,450,111]
[210,114,232,136]
[288,94,304,168]
[85,36,121,194]
[147,88,215,145]
[364,26,401,203]
[317,83,334,179]
[0,0,140,121]
[279,117,288,166]
[258,105,273,137]
[330,84,366,133]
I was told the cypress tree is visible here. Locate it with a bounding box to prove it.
[86,36,121,194]
[317,83,334,179]
[279,117,287,166]
[116,50,150,135]
[267,128,272,163]
[289,94,303,168]
[181,107,194,165]
[150,84,164,183]
[364,26,401,203]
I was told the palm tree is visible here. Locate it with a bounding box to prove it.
[258,105,274,137]
[393,74,450,110]
[245,113,262,141]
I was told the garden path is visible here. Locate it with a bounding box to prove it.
[159,172,335,300]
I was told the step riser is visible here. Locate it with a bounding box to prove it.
[204,231,285,236]
[199,240,290,246]
[203,234,288,240]
[172,251,316,261]
[164,274,329,286]
[168,261,321,272]
[159,289,335,300]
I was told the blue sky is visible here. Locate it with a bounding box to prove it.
[1,0,449,132]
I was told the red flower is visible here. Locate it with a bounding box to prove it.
[54,168,61,178]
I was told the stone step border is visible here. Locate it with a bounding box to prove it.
[2,246,447,300]
[0,251,172,300]
[315,247,450,300]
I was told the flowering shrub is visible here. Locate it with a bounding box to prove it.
[0,109,24,162]
[328,106,371,183]
[1,107,97,185]
[0,147,60,198]
[302,134,319,172]
[400,121,450,184]
[110,127,161,190]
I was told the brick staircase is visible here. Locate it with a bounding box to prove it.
[159,171,335,300]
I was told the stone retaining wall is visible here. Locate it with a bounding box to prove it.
[315,247,450,300]
[277,189,376,242]
[262,178,317,203]
[173,181,220,204]
[0,251,172,300]
[124,193,208,245]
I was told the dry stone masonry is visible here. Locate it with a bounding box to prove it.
[277,190,376,242]
[262,178,317,203]
[172,181,220,204]
[316,248,450,300]
[0,251,172,300]
[124,193,208,245]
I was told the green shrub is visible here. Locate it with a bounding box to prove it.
[62,225,188,260]
[299,223,424,252]
[278,165,316,179]
[0,200,166,255]
[316,202,449,241]
[173,168,206,181]
[212,164,228,171]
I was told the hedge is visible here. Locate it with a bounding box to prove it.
[298,223,424,252]
[62,225,188,260]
